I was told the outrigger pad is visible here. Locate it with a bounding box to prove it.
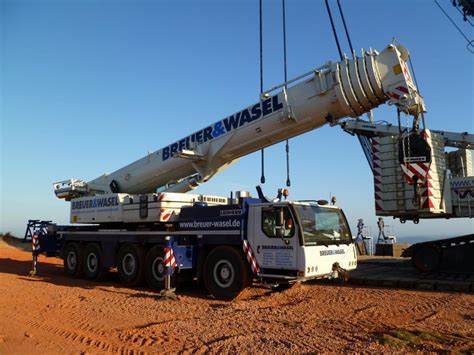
[155,288,179,301]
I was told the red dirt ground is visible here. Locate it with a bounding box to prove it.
[0,239,473,353]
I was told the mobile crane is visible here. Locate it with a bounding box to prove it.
[32,42,425,299]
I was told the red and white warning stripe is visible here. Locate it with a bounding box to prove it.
[32,234,40,251]
[242,240,259,274]
[159,208,172,221]
[400,130,431,186]
[401,60,413,84]
[371,137,384,212]
[164,246,177,268]
[420,172,435,209]
[419,131,435,209]
[400,161,430,185]
[386,85,410,101]
[158,193,173,221]
[158,193,167,201]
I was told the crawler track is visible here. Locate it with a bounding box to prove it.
[350,257,474,292]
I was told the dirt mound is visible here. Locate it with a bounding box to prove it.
[0,243,473,353]
[0,234,30,251]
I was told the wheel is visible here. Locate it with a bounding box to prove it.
[203,246,251,300]
[145,245,177,290]
[413,245,441,272]
[83,243,108,280]
[117,243,145,286]
[63,242,84,278]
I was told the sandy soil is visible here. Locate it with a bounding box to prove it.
[0,239,473,353]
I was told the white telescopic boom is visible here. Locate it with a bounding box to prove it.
[54,43,424,199]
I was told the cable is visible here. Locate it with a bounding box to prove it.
[282,0,288,84]
[453,0,474,25]
[407,54,426,132]
[285,140,291,187]
[336,0,354,54]
[408,56,420,92]
[259,0,266,184]
[325,0,343,61]
[282,0,291,187]
[259,0,264,95]
[434,0,473,51]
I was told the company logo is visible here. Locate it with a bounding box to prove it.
[179,218,241,229]
[162,95,283,161]
[261,245,294,250]
[220,209,242,216]
[450,178,474,188]
[319,249,345,256]
[71,196,119,210]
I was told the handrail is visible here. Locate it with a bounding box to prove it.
[261,63,332,97]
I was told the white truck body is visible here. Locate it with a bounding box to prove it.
[70,192,228,224]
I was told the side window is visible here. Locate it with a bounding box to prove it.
[261,207,295,238]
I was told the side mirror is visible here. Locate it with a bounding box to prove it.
[275,209,284,227]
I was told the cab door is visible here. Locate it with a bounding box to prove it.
[248,205,299,272]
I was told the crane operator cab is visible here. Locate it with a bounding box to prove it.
[247,200,357,283]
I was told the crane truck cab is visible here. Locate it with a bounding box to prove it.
[176,194,357,299]
[246,199,356,283]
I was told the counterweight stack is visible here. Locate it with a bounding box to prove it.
[54,43,424,200]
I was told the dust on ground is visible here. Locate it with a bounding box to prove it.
[0,238,473,353]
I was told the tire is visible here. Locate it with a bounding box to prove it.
[204,246,251,300]
[63,242,84,278]
[145,245,177,290]
[117,243,145,287]
[413,245,441,272]
[83,243,108,280]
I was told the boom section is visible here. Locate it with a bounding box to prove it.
[54,43,423,200]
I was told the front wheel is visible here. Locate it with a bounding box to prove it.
[204,246,251,300]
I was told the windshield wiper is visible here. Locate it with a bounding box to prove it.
[318,240,329,247]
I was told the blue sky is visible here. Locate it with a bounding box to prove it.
[1,0,473,239]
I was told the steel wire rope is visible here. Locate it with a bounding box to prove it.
[336,0,354,54]
[282,0,291,187]
[434,0,474,53]
[259,0,266,184]
[452,0,474,25]
[325,0,343,61]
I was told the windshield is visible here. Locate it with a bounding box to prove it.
[294,205,351,246]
